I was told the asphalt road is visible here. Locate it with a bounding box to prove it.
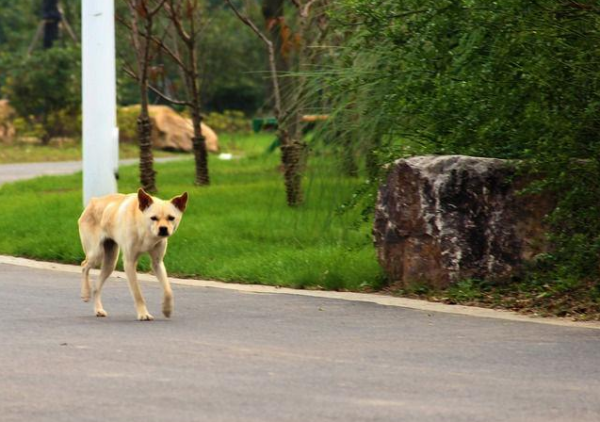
[0,158,181,186]
[1,263,599,422]
[0,160,86,185]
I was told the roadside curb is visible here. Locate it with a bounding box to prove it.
[2,254,599,330]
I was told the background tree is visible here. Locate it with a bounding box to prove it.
[120,0,214,186]
[161,0,210,185]
[122,0,166,193]
[0,1,268,144]
[0,1,80,143]
[0,46,80,143]
[225,0,329,206]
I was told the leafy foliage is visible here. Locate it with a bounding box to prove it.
[114,1,268,114]
[0,46,81,142]
[204,110,251,134]
[197,5,268,114]
[315,0,600,285]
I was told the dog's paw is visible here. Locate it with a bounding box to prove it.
[137,313,154,321]
[95,309,108,317]
[162,299,173,318]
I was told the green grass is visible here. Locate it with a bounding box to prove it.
[0,141,83,163]
[0,133,383,291]
[0,140,179,164]
[0,142,179,164]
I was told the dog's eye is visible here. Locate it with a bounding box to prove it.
[150,216,158,221]
[167,216,175,221]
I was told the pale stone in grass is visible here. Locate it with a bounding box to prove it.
[120,105,219,153]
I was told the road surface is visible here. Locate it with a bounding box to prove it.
[1,263,599,422]
[0,158,180,186]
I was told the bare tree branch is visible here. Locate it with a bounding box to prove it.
[117,14,190,73]
[289,0,319,19]
[161,0,210,185]
[148,0,167,17]
[165,0,192,45]
[124,0,143,69]
[223,0,282,118]
[122,64,192,106]
[300,0,318,18]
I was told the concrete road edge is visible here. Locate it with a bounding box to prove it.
[1,254,599,330]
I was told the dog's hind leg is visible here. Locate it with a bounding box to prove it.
[79,224,101,302]
[81,255,100,302]
[81,259,93,302]
[93,239,119,317]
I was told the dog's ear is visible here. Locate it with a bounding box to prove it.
[138,188,153,211]
[171,192,188,213]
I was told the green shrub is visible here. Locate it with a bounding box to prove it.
[204,110,250,134]
[317,0,600,286]
[0,46,81,143]
[116,106,140,143]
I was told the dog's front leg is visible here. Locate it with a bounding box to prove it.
[123,255,153,321]
[150,242,173,318]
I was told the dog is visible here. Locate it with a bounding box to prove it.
[78,188,188,321]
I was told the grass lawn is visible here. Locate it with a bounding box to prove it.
[0,141,178,164]
[0,133,383,291]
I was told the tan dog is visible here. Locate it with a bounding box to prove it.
[78,188,188,320]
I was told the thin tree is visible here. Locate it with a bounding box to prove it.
[162,0,209,185]
[224,0,327,206]
[121,0,210,186]
[42,0,61,49]
[122,0,166,193]
[263,0,304,206]
[28,0,78,55]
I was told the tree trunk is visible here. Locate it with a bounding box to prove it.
[137,113,156,193]
[279,130,306,206]
[133,12,157,193]
[191,111,209,185]
[187,37,210,186]
[263,0,306,206]
[42,0,61,49]
[138,75,156,192]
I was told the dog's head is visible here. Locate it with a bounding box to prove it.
[137,188,188,238]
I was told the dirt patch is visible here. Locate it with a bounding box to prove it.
[387,278,600,321]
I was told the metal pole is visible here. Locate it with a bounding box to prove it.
[82,0,119,206]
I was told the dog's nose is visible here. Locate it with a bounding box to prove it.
[158,226,169,237]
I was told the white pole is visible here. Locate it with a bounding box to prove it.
[82,0,119,206]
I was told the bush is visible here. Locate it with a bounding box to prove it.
[116,106,139,143]
[204,110,250,134]
[0,46,81,143]
[316,0,600,286]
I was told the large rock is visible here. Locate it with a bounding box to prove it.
[120,105,219,153]
[373,155,554,289]
[0,99,16,140]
